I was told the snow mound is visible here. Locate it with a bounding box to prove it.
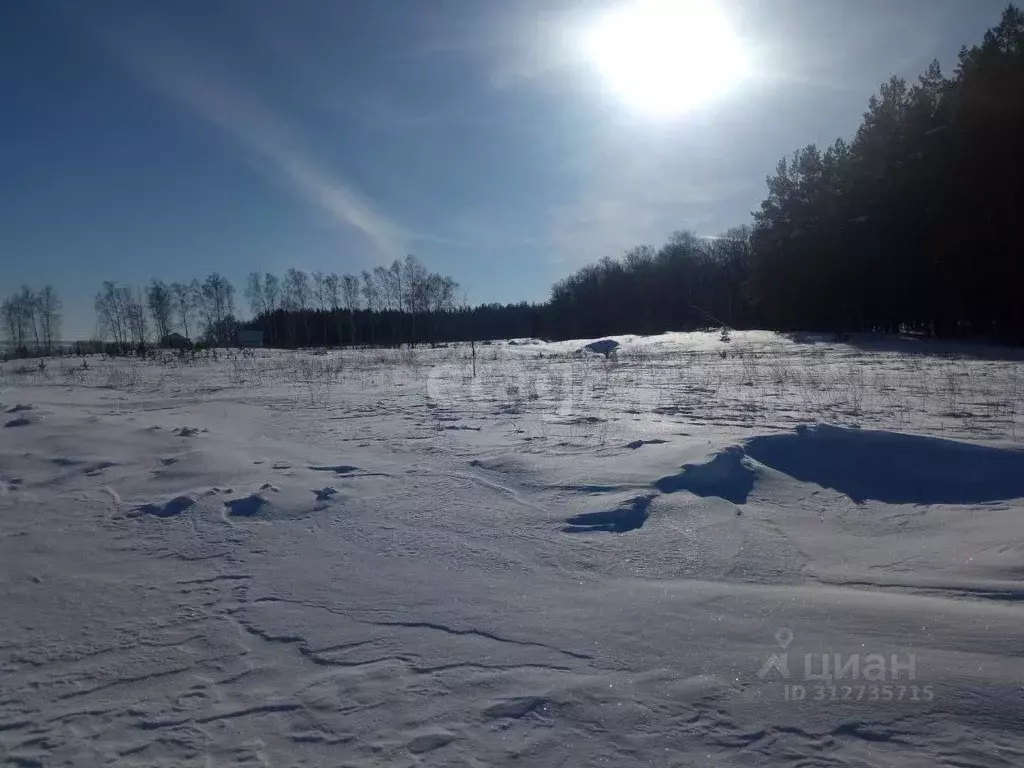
[745,424,1024,504]
[654,425,1024,506]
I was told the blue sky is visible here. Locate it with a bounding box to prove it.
[0,0,1008,338]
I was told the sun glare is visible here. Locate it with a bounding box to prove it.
[584,0,749,117]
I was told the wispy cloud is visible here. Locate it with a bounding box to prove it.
[233,7,452,133]
[77,9,417,259]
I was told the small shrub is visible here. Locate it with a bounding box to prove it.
[104,366,143,389]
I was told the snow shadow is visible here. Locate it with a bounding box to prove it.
[563,495,653,533]
[652,425,1024,505]
[784,331,1024,361]
[224,493,268,517]
[133,495,196,518]
[744,425,1024,504]
[655,447,753,504]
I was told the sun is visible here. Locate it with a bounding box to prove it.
[583,0,749,117]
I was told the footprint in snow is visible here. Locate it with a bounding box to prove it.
[406,732,456,754]
[483,696,553,720]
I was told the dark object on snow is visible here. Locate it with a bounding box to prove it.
[581,339,620,358]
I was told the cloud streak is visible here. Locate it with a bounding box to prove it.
[81,10,414,259]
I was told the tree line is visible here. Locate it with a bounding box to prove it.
[243,255,460,347]
[551,5,1024,342]
[749,4,1023,339]
[547,230,754,339]
[2,286,62,355]
[77,256,471,352]
[93,273,237,352]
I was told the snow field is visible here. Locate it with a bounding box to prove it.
[2,331,1023,767]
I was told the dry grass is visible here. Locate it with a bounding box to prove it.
[6,335,1023,445]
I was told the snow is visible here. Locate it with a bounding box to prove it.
[2,331,1024,767]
